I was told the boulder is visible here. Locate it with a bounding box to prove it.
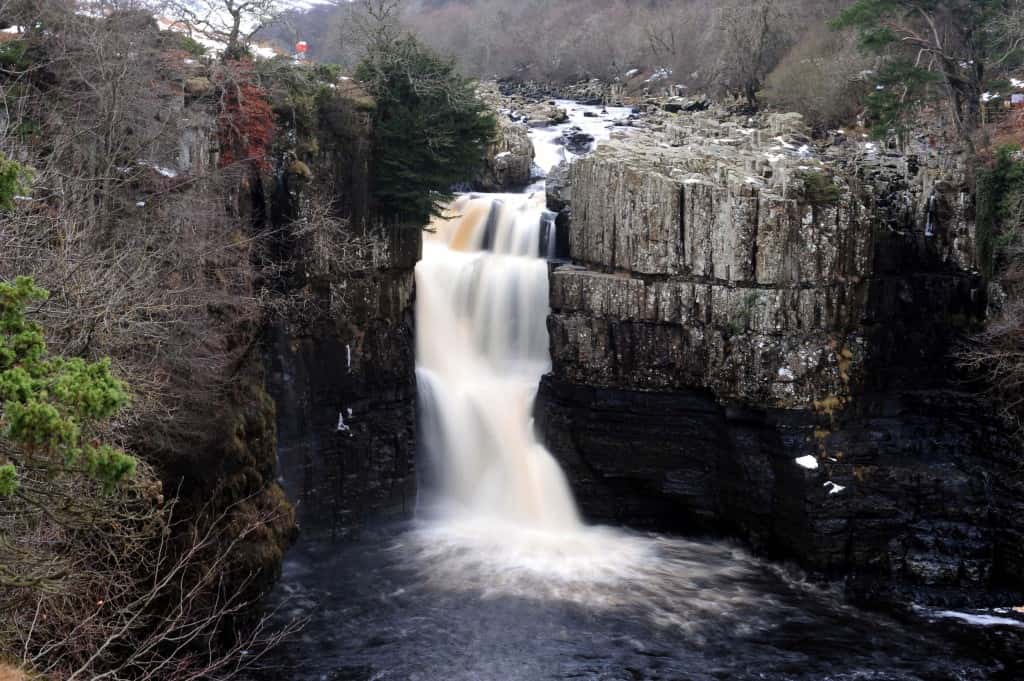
[477,117,534,191]
[521,101,569,127]
[554,127,595,155]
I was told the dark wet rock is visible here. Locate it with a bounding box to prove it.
[662,95,711,113]
[263,95,420,541]
[264,223,419,541]
[537,107,1024,602]
[554,127,595,155]
[545,161,572,213]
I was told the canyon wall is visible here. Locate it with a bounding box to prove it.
[263,88,420,541]
[537,111,1024,601]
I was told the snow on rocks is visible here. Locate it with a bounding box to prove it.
[823,481,845,495]
[795,455,819,470]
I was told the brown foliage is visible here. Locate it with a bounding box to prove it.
[217,70,276,171]
[1,1,299,677]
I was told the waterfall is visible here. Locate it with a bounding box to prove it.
[415,193,581,531]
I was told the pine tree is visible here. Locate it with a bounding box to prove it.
[0,277,134,497]
[356,33,496,224]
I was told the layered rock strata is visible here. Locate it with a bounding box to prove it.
[264,92,419,541]
[536,109,1022,600]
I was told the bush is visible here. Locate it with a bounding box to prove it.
[0,154,31,210]
[356,33,495,224]
[0,276,134,497]
[179,34,208,58]
[796,169,843,206]
[216,69,275,171]
[977,145,1024,278]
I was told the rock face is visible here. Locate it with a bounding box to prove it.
[536,108,1024,601]
[263,93,419,541]
[477,117,534,191]
[555,127,595,155]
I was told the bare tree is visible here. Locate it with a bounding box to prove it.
[160,0,284,59]
[714,0,793,109]
[1,2,298,676]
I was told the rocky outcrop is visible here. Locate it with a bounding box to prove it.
[497,78,621,106]
[263,89,419,541]
[536,107,1023,602]
[477,117,534,191]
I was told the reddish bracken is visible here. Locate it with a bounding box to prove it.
[217,80,275,172]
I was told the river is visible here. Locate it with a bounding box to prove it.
[254,101,1020,681]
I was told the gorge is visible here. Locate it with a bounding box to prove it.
[6,4,1024,679]
[258,101,1024,680]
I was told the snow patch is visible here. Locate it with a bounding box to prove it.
[823,481,845,495]
[795,455,819,470]
[138,160,178,178]
[336,411,352,435]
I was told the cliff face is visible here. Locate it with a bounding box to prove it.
[537,110,1023,600]
[263,89,420,541]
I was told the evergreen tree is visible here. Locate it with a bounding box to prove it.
[356,32,496,224]
[0,277,134,497]
[0,153,31,211]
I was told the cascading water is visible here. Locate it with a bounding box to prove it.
[415,193,580,531]
[259,101,1013,681]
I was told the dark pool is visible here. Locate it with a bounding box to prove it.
[251,519,1022,681]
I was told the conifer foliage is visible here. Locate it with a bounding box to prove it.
[356,32,495,224]
[0,277,134,497]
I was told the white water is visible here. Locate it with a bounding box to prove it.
[531,100,634,175]
[416,192,580,531]
[412,101,654,588]
[415,99,633,533]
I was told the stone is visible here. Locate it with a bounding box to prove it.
[477,117,534,191]
[554,127,594,155]
[537,103,1023,603]
[183,76,212,96]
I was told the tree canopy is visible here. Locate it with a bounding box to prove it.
[835,0,1024,145]
[355,28,495,224]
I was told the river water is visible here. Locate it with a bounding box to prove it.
[255,102,1022,681]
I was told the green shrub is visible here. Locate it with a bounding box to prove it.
[0,154,32,210]
[977,145,1024,278]
[0,277,134,496]
[797,169,842,206]
[179,34,208,58]
[0,39,29,69]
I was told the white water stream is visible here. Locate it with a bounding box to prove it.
[415,191,578,530]
[412,102,644,581]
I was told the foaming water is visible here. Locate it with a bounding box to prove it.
[256,102,1016,681]
[415,192,580,532]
